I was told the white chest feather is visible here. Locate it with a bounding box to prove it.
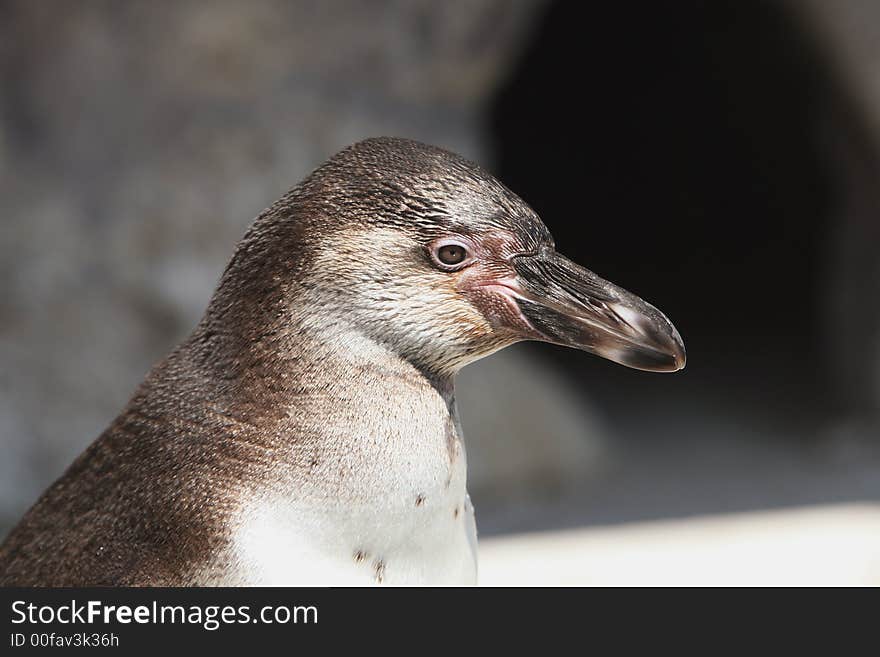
[231,491,476,586]
[227,417,477,585]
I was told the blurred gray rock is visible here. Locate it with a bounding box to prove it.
[796,1,880,432]
[458,346,606,503]
[0,0,605,534]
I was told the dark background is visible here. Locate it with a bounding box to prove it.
[478,0,880,534]
[495,0,830,412]
[1,1,878,566]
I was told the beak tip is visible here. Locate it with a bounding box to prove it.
[652,324,686,373]
[671,347,687,372]
[668,325,687,372]
[624,327,686,373]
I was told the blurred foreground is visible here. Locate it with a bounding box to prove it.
[481,504,880,586]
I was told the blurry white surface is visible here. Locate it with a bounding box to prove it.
[479,503,880,586]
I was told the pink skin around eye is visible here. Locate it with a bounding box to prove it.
[431,231,543,338]
[456,261,542,338]
[463,278,540,337]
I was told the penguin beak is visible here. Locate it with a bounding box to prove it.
[507,248,686,372]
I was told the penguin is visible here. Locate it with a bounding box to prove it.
[0,137,685,586]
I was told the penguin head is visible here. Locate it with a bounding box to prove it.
[222,138,685,378]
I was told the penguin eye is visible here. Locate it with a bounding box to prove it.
[429,238,474,271]
[431,240,472,271]
[437,244,468,266]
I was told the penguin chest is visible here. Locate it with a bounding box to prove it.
[229,433,477,585]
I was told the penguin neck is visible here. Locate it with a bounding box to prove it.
[186,314,458,429]
[294,323,457,404]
